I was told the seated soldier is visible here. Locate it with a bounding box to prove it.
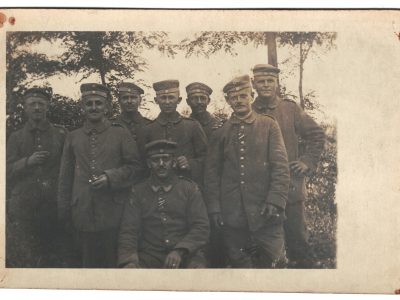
[118,139,210,268]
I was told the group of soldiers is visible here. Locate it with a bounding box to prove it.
[6,63,325,269]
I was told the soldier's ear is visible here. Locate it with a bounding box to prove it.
[251,77,255,88]
[146,158,152,169]
[172,158,177,169]
[224,94,230,103]
[154,97,159,104]
[178,96,182,104]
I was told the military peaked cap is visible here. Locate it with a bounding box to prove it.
[252,64,280,77]
[223,75,252,95]
[153,80,180,96]
[80,83,110,99]
[23,87,52,101]
[145,139,178,157]
[118,82,144,96]
[186,82,213,96]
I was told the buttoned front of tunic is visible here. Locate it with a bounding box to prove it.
[7,120,67,209]
[204,111,290,231]
[137,111,208,184]
[57,120,145,232]
[118,175,210,267]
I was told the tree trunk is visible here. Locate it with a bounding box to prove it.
[265,32,278,67]
[88,33,106,85]
[299,41,305,110]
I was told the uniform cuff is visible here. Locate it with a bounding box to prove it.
[299,155,317,173]
[118,253,139,267]
[266,193,287,209]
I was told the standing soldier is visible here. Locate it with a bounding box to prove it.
[57,83,144,268]
[251,64,326,268]
[118,140,210,268]
[114,82,151,140]
[204,75,290,268]
[6,87,67,267]
[185,82,223,139]
[137,80,208,185]
[186,81,225,268]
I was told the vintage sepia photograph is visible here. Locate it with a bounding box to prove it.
[0,9,399,293]
[5,30,337,269]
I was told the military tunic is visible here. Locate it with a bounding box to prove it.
[204,111,290,266]
[6,120,67,267]
[137,111,208,184]
[190,111,223,139]
[190,111,225,267]
[252,96,326,264]
[57,119,144,267]
[118,175,210,268]
[113,111,151,140]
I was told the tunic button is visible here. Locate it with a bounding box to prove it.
[165,239,170,243]
[240,148,244,152]
[240,125,244,129]
[240,141,244,144]
[240,173,244,176]
[241,181,245,184]
[240,157,244,160]
[240,165,244,168]
[91,166,95,169]
[163,217,167,221]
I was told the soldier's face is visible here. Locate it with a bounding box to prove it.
[24,96,48,122]
[119,93,141,113]
[252,75,278,98]
[147,153,176,179]
[82,95,108,123]
[226,88,253,117]
[187,92,210,114]
[155,92,181,114]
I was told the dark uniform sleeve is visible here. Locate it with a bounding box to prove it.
[203,129,223,215]
[266,120,290,209]
[174,183,210,254]
[118,188,141,267]
[103,128,146,189]
[188,121,208,182]
[294,104,326,172]
[6,132,29,181]
[57,133,75,222]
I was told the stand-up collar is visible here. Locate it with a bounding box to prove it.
[191,111,212,126]
[149,173,179,193]
[253,96,280,112]
[83,119,110,134]
[26,119,51,132]
[230,110,256,124]
[156,111,182,126]
[119,111,144,125]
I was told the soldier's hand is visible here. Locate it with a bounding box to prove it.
[260,203,282,222]
[27,151,50,166]
[176,156,191,170]
[91,174,109,189]
[211,213,224,230]
[289,160,309,176]
[164,249,186,269]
